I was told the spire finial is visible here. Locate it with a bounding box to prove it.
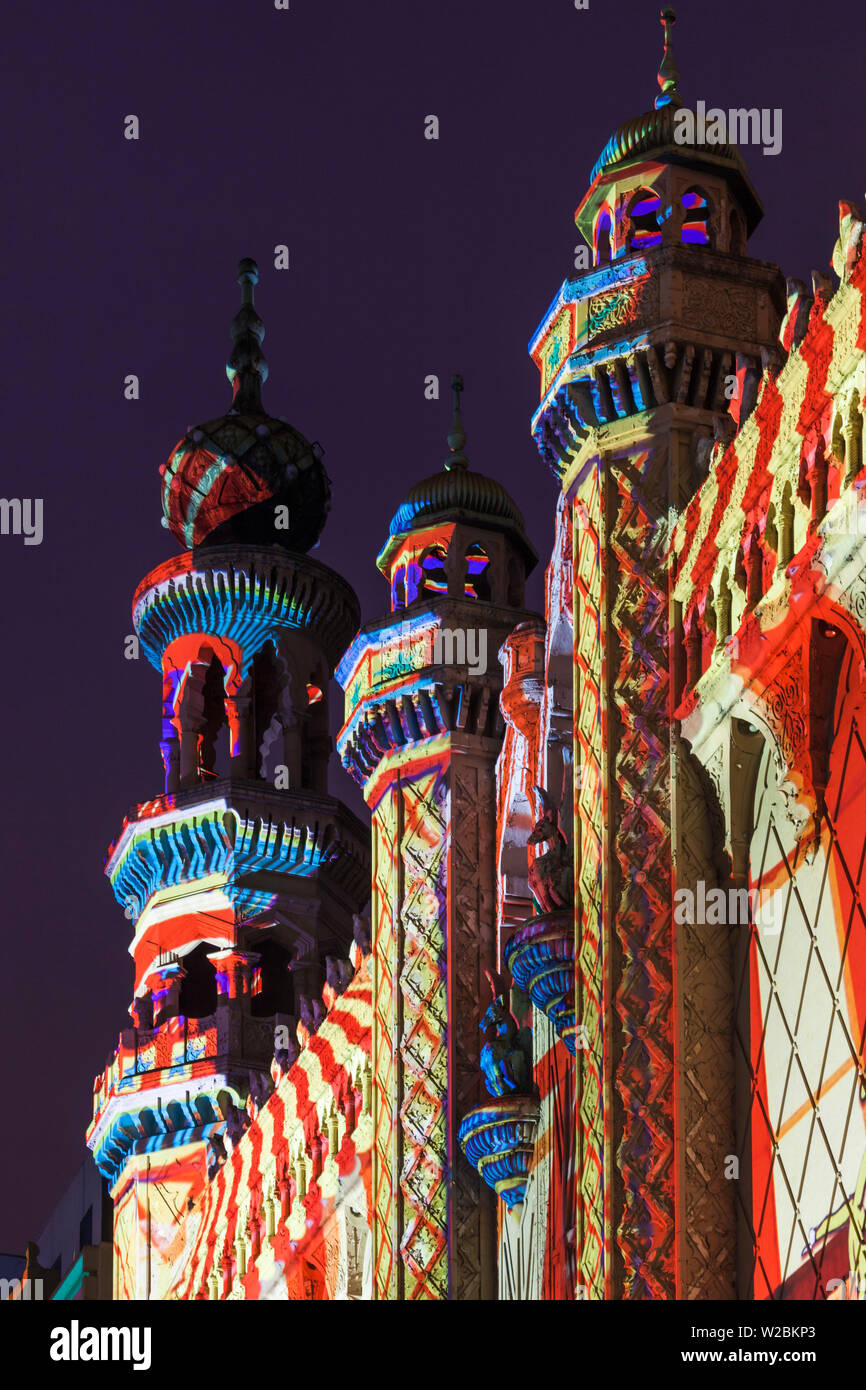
[655,7,682,110]
[226,257,269,413]
[445,374,469,470]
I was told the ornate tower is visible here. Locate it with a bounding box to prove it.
[336,379,537,1299]
[86,260,369,1300]
[526,10,786,1299]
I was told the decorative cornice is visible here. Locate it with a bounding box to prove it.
[133,544,361,675]
[106,783,369,923]
[337,602,532,788]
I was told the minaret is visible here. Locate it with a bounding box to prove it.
[337,379,537,1299]
[527,10,786,1299]
[86,260,369,1300]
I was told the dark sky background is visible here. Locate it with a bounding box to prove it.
[1,0,863,1255]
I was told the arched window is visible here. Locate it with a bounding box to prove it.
[419,545,448,596]
[252,642,282,778]
[848,392,863,482]
[463,543,491,600]
[681,187,711,246]
[201,655,230,779]
[831,412,846,467]
[627,187,661,251]
[595,207,612,264]
[178,943,218,1020]
[405,559,424,605]
[250,938,294,1018]
[392,565,407,610]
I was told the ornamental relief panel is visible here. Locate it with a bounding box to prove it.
[757,650,808,782]
[835,569,866,646]
[540,308,574,396]
[679,278,756,339]
[587,277,660,340]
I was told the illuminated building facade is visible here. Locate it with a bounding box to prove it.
[514,9,866,1301]
[69,9,866,1300]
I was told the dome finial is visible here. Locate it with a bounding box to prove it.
[445,374,469,471]
[655,7,682,110]
[226,257,269,413]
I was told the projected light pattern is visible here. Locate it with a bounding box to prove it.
[132,547,360,676]
[674,200,866,1299]
[107,797,349,926]
[171,946,373,1300]
[627,187,662,250]
[681,187,710,244]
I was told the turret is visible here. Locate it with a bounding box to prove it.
[87,261,369,1299]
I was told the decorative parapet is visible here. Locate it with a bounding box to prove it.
[529,245,785,481]
[132,544,360,674]
[504,910,577,1055]
[86,1006,283,1182]
[105,782,368,924]
[458,1096,540,1211]
[336,600,517,791]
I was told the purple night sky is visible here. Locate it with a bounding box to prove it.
[1,0,863,1254]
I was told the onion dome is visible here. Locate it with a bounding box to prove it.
[160,259,331,552]
[587,8,762,231]
[377,376,537,574]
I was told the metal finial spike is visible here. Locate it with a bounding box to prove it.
[445,373,468,470]
[227,257,268,412]
[237,257,259,305]
[655,7,682,110]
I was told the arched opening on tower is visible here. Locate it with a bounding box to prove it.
[252,641,285,780]
[595,207,612,264]
[849,392,864,481]
[463,543,491,600]
[302,662,330,793]
[200,655,231,780]
[627,187,662,251]
[419,545,448,598]
[392,565,407,610]
[250,938,294,1018]
[831,411,846,470]
[681,187,711,246]
[404,558,424,605]
[178,943,218,1019]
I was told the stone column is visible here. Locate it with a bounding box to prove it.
[160,673,181,794]
[178,667,208,789]
[226,682,254,778]
[207,948,261,1004]
[151,960,187,1026]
